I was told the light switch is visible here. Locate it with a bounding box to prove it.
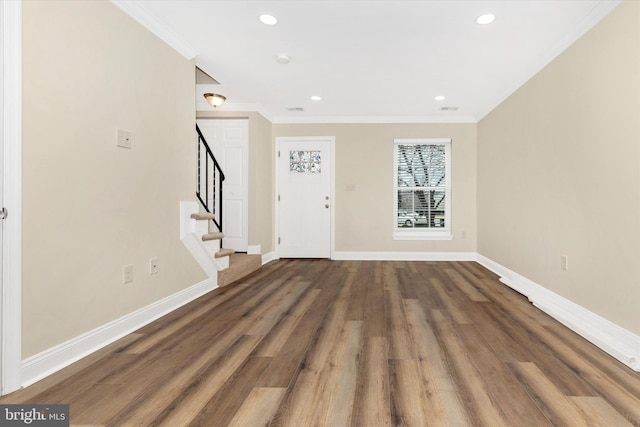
[117,128,132,149]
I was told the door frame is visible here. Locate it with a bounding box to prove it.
[275,136,335,259]
[1,0,23,395]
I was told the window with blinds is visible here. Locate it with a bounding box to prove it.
[393,138,452,239]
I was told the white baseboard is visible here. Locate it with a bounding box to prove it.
[262,251,277,265]
[477,254,640,372]
[332,251,477,261]
[247,245,261,255]
[21,277,217,387]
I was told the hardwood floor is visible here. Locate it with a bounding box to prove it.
[2,260,639,426]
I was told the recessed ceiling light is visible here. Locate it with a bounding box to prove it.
[259,14,278,25]
[311,95,322,102]
[435,95,446,101]
[476,13,496,25]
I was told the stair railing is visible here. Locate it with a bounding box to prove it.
[196,124,225,232]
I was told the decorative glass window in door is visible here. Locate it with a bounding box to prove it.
[290,150,321,173]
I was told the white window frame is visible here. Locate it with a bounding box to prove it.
[393,138,452,240]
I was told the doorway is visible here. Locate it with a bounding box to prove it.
[276,137,334,258]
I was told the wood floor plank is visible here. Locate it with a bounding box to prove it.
[389,359,428,426]
[244,278,311,336]
[430,309,511,427]
[511,322,640,424]
[411,263,445,311]
[384,264,415,360]
[472,288,598,396]
[252,288,321,357]
[443,266,490,302]
[396,262,419,300]
[403,299,472,426]
[345,263,371,321]
[362,262,386,338]
[460,301,532,362]
[545,322,640,400]
[226,387,287,427]
[570,396,635,427]
[509,362,595,426]
[311,320,363,426]
[427,276,472,324]
[351,336,391,427]
[187,356,273,427]
[151,334,263,426]
[455,324,552,425]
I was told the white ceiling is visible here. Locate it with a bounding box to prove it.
[113,0,621,123]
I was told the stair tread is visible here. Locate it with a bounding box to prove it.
[215,248,235,258]
[190,212,215,220]
[202,232,224,241]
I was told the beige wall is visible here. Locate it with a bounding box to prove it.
[273,123,477,253]
[22,0,206,358]
[196,111,275,253]
[477,1,640,335]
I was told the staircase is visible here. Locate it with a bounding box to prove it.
[188,211,261,287]
[181,124,261,287]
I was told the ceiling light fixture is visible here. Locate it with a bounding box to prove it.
[435,95,446,101]
[311,95,322,102]
[476,13,496,25]
[203,93,226,107]
[259,14,278,25]
[276,54,290,64]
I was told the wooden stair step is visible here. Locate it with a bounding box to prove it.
[190,212,215,221]
[215,248,235,258]
[202,232,224,241]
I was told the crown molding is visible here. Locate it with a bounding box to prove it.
[110,0,197,60]
[197,98,477,124]
[270,114,478,124]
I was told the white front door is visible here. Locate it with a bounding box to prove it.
[277,137,333,258]
[196,119,248,252]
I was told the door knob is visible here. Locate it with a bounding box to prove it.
[325,204,330,208]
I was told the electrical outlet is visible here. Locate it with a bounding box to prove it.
[560,255,568,271]
[150,258,159,275]
[123,264,133,283]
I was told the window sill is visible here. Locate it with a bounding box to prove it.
[393,231,453,241]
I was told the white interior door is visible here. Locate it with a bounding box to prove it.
[277,137,333,258]
[196,119,248,252]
